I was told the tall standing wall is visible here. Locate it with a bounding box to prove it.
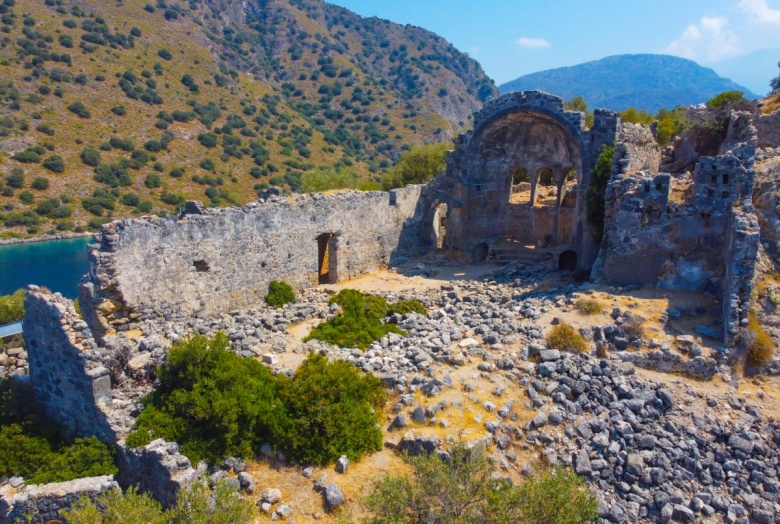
[80,187,426,326]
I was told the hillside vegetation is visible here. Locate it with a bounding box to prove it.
[0,0,496,237]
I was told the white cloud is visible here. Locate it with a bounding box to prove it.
[515,37,550,49]
[665,17,741,62]
[738,0,780,24]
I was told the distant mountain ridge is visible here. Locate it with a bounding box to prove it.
[499,54,759,113]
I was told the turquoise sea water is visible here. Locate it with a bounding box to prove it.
[0,237,91,298]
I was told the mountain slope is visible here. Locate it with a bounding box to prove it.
[0,0,497,237]
[499,54,758,113]
[709,49,780,98]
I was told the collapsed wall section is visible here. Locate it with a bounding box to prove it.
[22,287,117,442]
[593,111,759,345]
[81,187,425,326]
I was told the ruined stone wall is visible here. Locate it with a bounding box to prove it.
[613,123,661,177]
[81,187,426,323]
[756,109,780,149]
[22,288,118,442]
[435,90,618,267]
[117,439,205,509]
[1,476,118,524]
[594,112,759,344]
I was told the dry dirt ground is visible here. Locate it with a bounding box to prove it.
[237,266,780,523]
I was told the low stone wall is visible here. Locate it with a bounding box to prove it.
[22,287,118,442]
[81,187,426,329]
[0,476,118,524]
[117,439,205,509]
[614,351,718,380]
[0,345,26,377]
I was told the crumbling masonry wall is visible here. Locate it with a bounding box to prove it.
[425,91,618,269]
[593,112,759,344]
[80,186,426,329]
[22,287,117,442]
[756,110,780,149]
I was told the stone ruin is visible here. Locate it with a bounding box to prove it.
[2,91,774,522]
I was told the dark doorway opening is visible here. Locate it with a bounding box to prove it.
[433,202,448,249]
[472,242,489,264]
[558,250,577,271]
[316,233,336,284]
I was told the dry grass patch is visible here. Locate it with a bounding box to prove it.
[546,323,589,353]
[575,299,603,316]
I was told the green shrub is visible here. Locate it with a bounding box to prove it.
[18,190,34,204]
[546,323,588,353]
[381,143,450,190]
[0,378,117,482]
[31,176,49,190]
[6,167,24,188]
[364,445,597,524]
[144,173,162,188]
[127,334,386,467]
[198,132,218,148]
[265,280,295,308]
[276,353,384,465]
[126,333,285,464]
[575,299,603,316]
[157,48,172,61]
[63,480,256,524]
[42,154,65,173]
[585,145,615,244]
[387,299,427,317]
[121,193,140,207]
[109,137,134,151]
[305,290,405,350]
[0,289,25,324]
[67,101,91,118]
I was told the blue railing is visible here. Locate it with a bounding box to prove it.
[0,321,23,339]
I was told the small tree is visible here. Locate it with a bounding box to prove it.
[381,143,450,190]
[585,145,615,244]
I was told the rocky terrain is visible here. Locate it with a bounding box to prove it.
[54,244,775,523]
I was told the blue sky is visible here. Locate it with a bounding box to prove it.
[327,0,780,95]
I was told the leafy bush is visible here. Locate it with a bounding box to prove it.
[63,480,255,524]
[575,299,603,316]
[198,132,218,148]
[300,166,360,192]
[18,190,33,204]
[0,289,25,324]
[0,378,117,482]
[121,193,140,207]
[80,147,101,166]
[706,90,745,109]
[265,280,295,308]
[31,176,49,190]
[94,163,131,187]
[126,333,285,464]
[546,323,588,353]
[43,154,65,173]
[746,313,775,367]
[305,290,405,350]
[387,299,427,317]
[276,353,384,465]
[127,334,386,467]
[109,137,134,151]
[381,142,450,190]
[364,445,598,524]
[145,173,162,188]
[67,101,91,118]
[6,168,24,188]
[157,48,172,60]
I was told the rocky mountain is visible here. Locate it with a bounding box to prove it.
[0,0,497,236]
[500,54,758,113]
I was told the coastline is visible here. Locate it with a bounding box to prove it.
[0,231,94,246]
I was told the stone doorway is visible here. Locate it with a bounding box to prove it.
[559,250,577,271]
[316,232,337,284]
[433,202,448,249]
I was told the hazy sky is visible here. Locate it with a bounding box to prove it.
[327,0,780,94]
